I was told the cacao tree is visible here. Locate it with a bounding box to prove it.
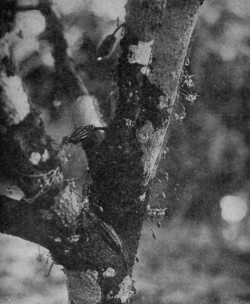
[0,0,205,303]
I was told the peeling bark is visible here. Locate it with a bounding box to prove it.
[0,0,204,303]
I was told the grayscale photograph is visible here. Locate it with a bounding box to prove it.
[1,0,250,303]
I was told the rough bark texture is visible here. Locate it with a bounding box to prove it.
[0,0,203,303]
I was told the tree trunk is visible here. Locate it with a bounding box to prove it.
[0,0,204,303]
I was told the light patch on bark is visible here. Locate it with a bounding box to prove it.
[158,95,169,109]
[114,275,134,303]
[41,149,50,162]
[136,120,154,144]
[128,40,154,65]
[102,267,116,278]
[137,121,166,186]
[40,47,55,67]
[140,66,151,76]
[29,151,42,165]
[17,0,39,7]
[0,34,11,59]
[136,121,166,185]
[0,180,24,201]
[40,209,54,220]
[67,234,80,243]
[51,185,81,229]
[139,192,146,201]
[1,74,30,125]
[143,128,166,185]
[65,269,101,304]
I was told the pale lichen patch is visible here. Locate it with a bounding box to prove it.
[1,74,30,125]
[140,66,151,76]
[0,180,24,201]
[128,40,154,65]
[40,209,54,220]
[65,269,101,304]
[41,149,50,162]
[51,185,81,229]
[67,234,80,243]
[158,95,169,109]
[114,275,134,303]
[142,128,166,186]
[136,120,154,144]
[135,119,166,186]
[0,34,11,59]
[54,237,62,243]
[29,151,41,165]
[139,192,146,202]
[102,267,116,278]
[136,120,165,186]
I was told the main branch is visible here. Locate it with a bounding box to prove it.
[0,1,204,303]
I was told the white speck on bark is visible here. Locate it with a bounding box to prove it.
[102,267,116,278]
[139,192,146,201]
[128,40,154,65]
[41,149,50,162]
[29,152,42,165]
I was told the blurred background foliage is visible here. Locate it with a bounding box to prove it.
[1,0,250,303]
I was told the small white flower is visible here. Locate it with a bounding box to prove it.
[186,93,198,104]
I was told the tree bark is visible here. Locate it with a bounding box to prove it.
[0,0,204,303]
